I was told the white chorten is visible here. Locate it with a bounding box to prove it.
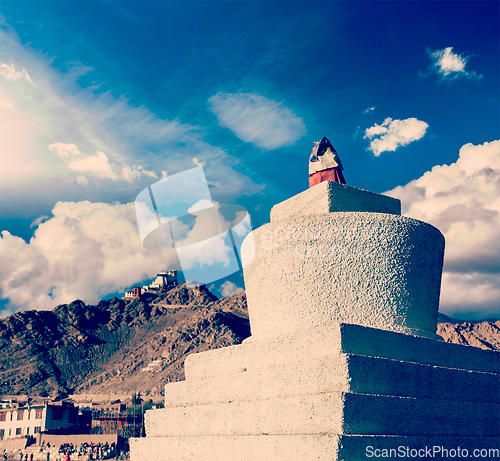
[131,182,499,461]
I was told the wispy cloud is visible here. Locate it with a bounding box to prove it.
[423,47,482,82]
[363,106,376,114]
[364,117,428,156]
[386,140,500,318]
[65,61,94,77]
[0,24,263,217]
[208,92,306,150]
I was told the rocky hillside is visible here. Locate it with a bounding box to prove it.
[1,285,499,399]
[437,319,500,351]
[0,284,249,398]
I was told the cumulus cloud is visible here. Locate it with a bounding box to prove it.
[0,197,253,313]
[386,140,500,318]
[208,92,306,150]
[176,232,234,274]
[67,151,117,179]
[364,117,429,156]
[424,47,482,81]
[0,201,180,313]
[220,281,244,298]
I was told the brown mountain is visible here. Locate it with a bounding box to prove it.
[1,285,498,400]
[437,320,500,351]
[0,284,249,399]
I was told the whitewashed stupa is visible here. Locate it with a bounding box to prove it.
[131,181,500,460]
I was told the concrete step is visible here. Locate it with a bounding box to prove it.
[167,353,500,408]
[146,391,499,438]
[130,434,500,461]
[185,323,500,380]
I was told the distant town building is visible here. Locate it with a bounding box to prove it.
[87,402,142,437]
[0,401,80,440]
[90,402,127,418]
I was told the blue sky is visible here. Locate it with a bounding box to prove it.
[0,1,498,319]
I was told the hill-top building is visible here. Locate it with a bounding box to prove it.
[124,271,178,299]
[148,271,177,290]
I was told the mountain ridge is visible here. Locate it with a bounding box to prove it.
[0,284,249,398]
[0,286,498,399]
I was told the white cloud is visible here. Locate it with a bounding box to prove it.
[0,98,14,109]
[0,81,44,183]
[65,61,94,78]
[49,142,82,159]
[425,47,482,81]
[76,175,89,186]
[364,117,428,156]
[231,211,252,237]
[363,106,376,114]
[0,63,33,84]
[208,92,306,150]
[386,140,500,318]
[176,232,233,271]
[169,202,252,276]
[0,197,252,314]
[0,18,267,313]
[191,157,205,167]
[0,24,263,215]
[49,143,157,184]
[220,281,244,298]
[188,199,213,214]
[30,215,49,229]
[67,150,117,179]
[121,164,157,182]
[0,201,180,313]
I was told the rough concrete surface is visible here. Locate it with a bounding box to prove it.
[131,323,500,459]
[185,323,500,380]
[131,435,500,461]
[131,184,500,461]
[242,212,444,339]
[270,181,401,221]
[145,391,498,437]
[168,353,499,407]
